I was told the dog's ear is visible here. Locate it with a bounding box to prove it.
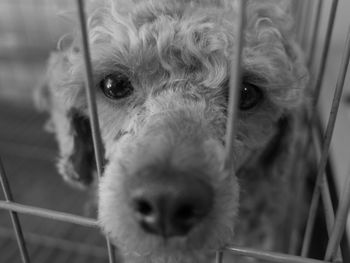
[257,109,311,179]
[50,106,96,188]
[238,111,307,178]
[34,65,56,132]
[57,109,96,188]
[35,52,97,188]
[258,114,294,169]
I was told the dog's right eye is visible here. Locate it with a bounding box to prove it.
[239,82,263,110]
[99,74,134,100]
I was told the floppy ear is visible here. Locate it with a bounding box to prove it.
[35,52,97,189]
[238,110,311,251]
[256,109,311,177]
[56,109,96,188]
[239,113,299,178]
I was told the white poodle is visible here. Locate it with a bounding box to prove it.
[37,0,308,262]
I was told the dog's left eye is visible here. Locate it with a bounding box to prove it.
[100,74,134,100]
[239,83,263,110]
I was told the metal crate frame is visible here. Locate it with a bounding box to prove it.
[1,0,350,262]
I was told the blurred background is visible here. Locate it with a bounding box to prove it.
[0,1,109,263]
[0,0,350,262]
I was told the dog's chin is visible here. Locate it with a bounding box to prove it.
[108,228,229,263]
[99,207,237,263]
[119,238,211,261]
[122,244,217,263]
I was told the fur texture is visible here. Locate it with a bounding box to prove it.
[37,0,309,262]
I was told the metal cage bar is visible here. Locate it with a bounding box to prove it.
[307,0,324,69]
[75,0,116,262]
[0,201,98,228]
[298,0,313,52]
[312,123,343,262]
[0,1,349,263]
[295,0,308,43]
[321,180,343,263]
[0,158,30,263]
[224,246,328,263]
[323,28,350,261]
[312,0,339,106]
[224,0,245,171]
[215,250,224,263]
[219,1,245,261]
[302,24,350,257]
[321,181,343,263]
[325,167,350,261]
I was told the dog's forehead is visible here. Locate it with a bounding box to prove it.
[80,0,306,109]
[87,6,235,91]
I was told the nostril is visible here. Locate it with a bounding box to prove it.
[175,203,196,221]
[129,173,214,237]
[133,198,153,216]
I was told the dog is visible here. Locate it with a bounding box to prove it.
[36,0,309,262]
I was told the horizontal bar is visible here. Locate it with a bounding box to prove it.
[0,157,30,263]
[225,246,329,263]
[0,226,107,258]
[0,201,98,228]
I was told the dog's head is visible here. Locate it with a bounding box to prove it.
[37,0,308,261]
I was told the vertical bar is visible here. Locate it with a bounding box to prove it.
[312,123,342,262]
[75,1,116,262]
[287,0,324,254]
[325,169,350,261]
[215,250,224,263]
[321,181,343,263]
[301,25,350,257]
[0,158,30,263]
[299,0,313,50]
[295,0,308,45]
[312,0,339,105]
[307,0,324,69]
[76,0,104,179]
[294,0,304,38]
[224,0,245,171]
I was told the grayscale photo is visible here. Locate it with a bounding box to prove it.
[0,0,350,262]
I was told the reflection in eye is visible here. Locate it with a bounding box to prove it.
[239,82,263,110]
[100,73,134,100]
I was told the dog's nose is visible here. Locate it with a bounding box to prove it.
[130,173,213,238]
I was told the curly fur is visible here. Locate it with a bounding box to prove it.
[36,0,309,262]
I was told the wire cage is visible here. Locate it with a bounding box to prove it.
[0,0,350,262]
